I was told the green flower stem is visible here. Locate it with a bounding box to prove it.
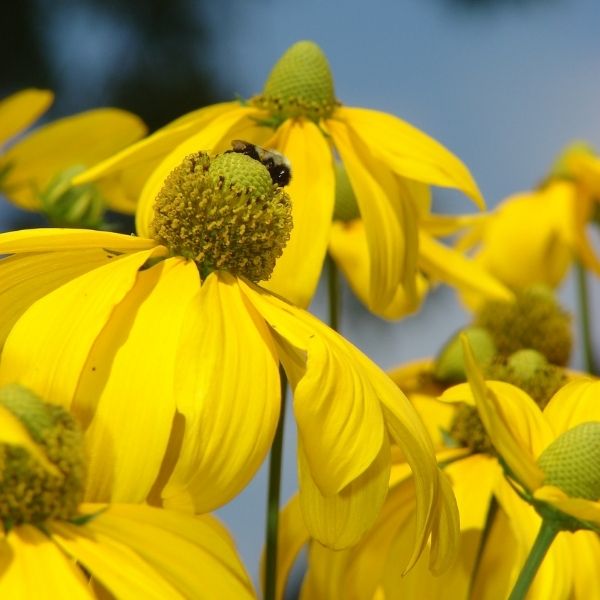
[264,368,288,600]
[327,253,340,332]
[508,520,560,600]
[468,496,498,597]
[576,261,597,375]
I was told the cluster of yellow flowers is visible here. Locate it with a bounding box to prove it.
[0,40,599,599]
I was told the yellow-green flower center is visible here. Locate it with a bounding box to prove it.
[475,286,572,366]
[152,151,293,282]
[250,40,338,122]
[449,404,495,455]
[0,385,86,527]
[537,422,600,501]
[39,164,106,229]
[333,163,360,222]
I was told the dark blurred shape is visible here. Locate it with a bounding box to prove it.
[1,0,221,130]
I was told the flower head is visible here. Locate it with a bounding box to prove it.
[75,40,483,311]
[0,149,457,555]
[0,384,256,599]
[0,88,146,226]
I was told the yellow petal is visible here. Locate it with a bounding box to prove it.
[240,279,386,496]
[534,486,600,528]
[260,496,309,600]
[74,505,257,600]
[329,219,428,319]
[261,119,335,307]
[461,337,547,490]
[161,272,280,512]
[0,404,60,475]
[420,212,485,236]
[74,102,240,185]
[329,118,418,310]
[418,230,513,302]
[544,379,600,433]
[0,249,158,412]
[2,525,92,599]
[82,258,200,503]
[2,108,147,210]
[298,434,391,549]
[0,227,157,253]
[50,520,183,599]
[135,105,260,237]
[0,88,52,146]
[571,531,600,597]
[0,249,122,349]
[338,106,484,208]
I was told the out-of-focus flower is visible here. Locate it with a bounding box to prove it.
[329,165,512,319]
[0,150,457,556]
[0,384,256,599]
[459,143,600,301]
[0,88,146,226]
[75,40,483,309]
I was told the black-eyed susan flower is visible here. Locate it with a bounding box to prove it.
[329,165,512,319]
[0,384,256,599]
[0,150,457,556]
[0,88,146,226]
[459,143,600,299]
[74,40,483,310]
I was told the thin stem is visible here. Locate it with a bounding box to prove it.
[467,496,498,599]
[576,261,597,375]
[508,520,559,600]
[327,253,340,332]
[263,368,288,600]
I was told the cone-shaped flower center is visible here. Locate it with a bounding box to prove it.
[485,349,566,409]
[538,422,600,501]
[0,385,86,527]
[152,151,293,282]
[333,163,360,221]
[475,286,572,366]
[251,40,338,122]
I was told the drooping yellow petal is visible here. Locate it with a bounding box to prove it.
[418,230,513,302]
[239,279,386,497]
[50,521,182,599]
[2,525,92,599]
[161,272,280,513]
[82,258,199,503]
[420,212,485,236]
[570,531,600,597]
[135,105,260,237]
[338,106,484,208]
[76,505,257,600]
[261,118,335,307]
[0,249,158,412]
[461,337,547,491]
[534,486,600,528]
[329,118,417,310]
[0,227,157,253]
[329,219,428,319]
[2,109,147,210]
[0,404,59,475]
[298,434,391,549]
[543,379,600,434]
[0,89,52,146]
[0,249,122,349]
[73,101,239,184]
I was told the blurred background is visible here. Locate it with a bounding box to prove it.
[2,0,600,588]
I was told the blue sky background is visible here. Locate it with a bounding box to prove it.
[3,0,600,587]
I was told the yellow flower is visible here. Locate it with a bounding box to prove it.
[0,150,457,555]
[75,40,483,309]
[0,384,256,599]
[459,143,600,299]
[329,168,511,318]
[460,336,600,533]
[272,356,600,599]
[0,88,147,223]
